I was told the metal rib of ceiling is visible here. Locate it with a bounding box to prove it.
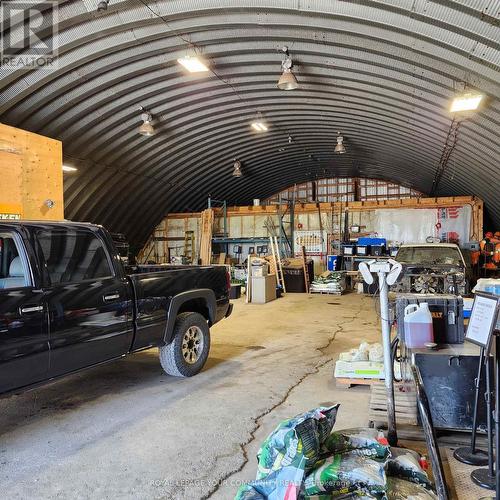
[1,0,498,247]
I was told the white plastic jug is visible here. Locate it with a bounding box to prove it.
[403,302,434,348]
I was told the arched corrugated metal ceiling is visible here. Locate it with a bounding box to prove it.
[1,0,498,248]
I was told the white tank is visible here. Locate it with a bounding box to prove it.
[403,302,434,348]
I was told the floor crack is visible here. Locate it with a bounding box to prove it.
[203,301,364,499]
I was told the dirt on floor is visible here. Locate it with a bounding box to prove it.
[0,293,381,500]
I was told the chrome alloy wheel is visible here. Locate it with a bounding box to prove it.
[182,326,204,364]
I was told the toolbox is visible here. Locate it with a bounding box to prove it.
[342,244,356,256]
[356,245,370,256]
[396,294,464,344]
[371,244,386,256]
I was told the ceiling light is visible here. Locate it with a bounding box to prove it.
[251,122,268,132]
[251,113,268,132]
[277,47,298,91]
[232,159,243,177]
[97,0,109,11]
[138,111,156,136]
[177,56,209,73]
[62,165,77,172]
[335,133,346,154]
[450,92,483,112]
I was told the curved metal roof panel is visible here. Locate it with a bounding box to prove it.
[0,0,498,246]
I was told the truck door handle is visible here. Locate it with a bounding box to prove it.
[103,293,120,303]
[20,305,44,314]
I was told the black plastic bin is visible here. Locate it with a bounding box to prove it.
[229,284,242,299]
[283,262,314,293]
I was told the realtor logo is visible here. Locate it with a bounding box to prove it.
[1,1,58,68]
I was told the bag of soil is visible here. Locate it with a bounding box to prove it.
[257,405,340,478]
[322,428,390,459]
[303,451,387,497]
[236,405,340,500]
[302,493,377,499]
[386,477,437,499]
[386,447,431,488]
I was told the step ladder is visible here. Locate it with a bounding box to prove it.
[269,236,286,293]
[184,230,195,264]
[301,246,310,293]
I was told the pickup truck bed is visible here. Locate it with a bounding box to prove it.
[0,221,232,395]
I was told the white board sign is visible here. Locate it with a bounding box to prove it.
[465,293,500,351]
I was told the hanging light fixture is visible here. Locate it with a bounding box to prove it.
[232,159,243,177]
[62,165,77,172]
[251,112,268,132]
[97,0,109,11]
[450,92,483,112]
[177,55,209,73]
[138,110,156,136]
[334,133,346,154]
[277,46,299,91]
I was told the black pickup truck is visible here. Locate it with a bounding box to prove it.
[0,221,232,395]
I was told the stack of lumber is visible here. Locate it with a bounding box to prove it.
[200,208,214,265]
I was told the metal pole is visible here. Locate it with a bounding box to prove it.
[495,333,500,500]
[378,271,397,446]
[290,192,295,256]
[485,355,494,478]
[472,347,485,453]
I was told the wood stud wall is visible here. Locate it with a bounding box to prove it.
[141,196,483,263]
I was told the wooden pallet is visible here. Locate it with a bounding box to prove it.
[336,377,382,388]
[310,289,343,295]
[368,381,418,426]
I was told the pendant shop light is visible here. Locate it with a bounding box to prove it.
[277,47,299,91]
[97,0,109,11]
[138,111,156,136]
[232,159,243,177]
[335,133,346,154]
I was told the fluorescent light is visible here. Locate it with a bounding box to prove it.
[251,122,268,132]
[62,165,77,172]
[450,93,483,112]
[177,56,209,73]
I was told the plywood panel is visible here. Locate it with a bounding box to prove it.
[0,151,23,216]
[254,215,268,236]
[0,123,63,220]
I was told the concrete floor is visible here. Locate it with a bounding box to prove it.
[0,293,381,500]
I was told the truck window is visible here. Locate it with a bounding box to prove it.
[0,232,29,289]
[36,228,113,285]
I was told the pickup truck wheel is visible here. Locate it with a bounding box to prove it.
[159,312,210,377]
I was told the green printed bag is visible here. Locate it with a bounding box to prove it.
[322,428,390,459]
[303,451,386,496]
